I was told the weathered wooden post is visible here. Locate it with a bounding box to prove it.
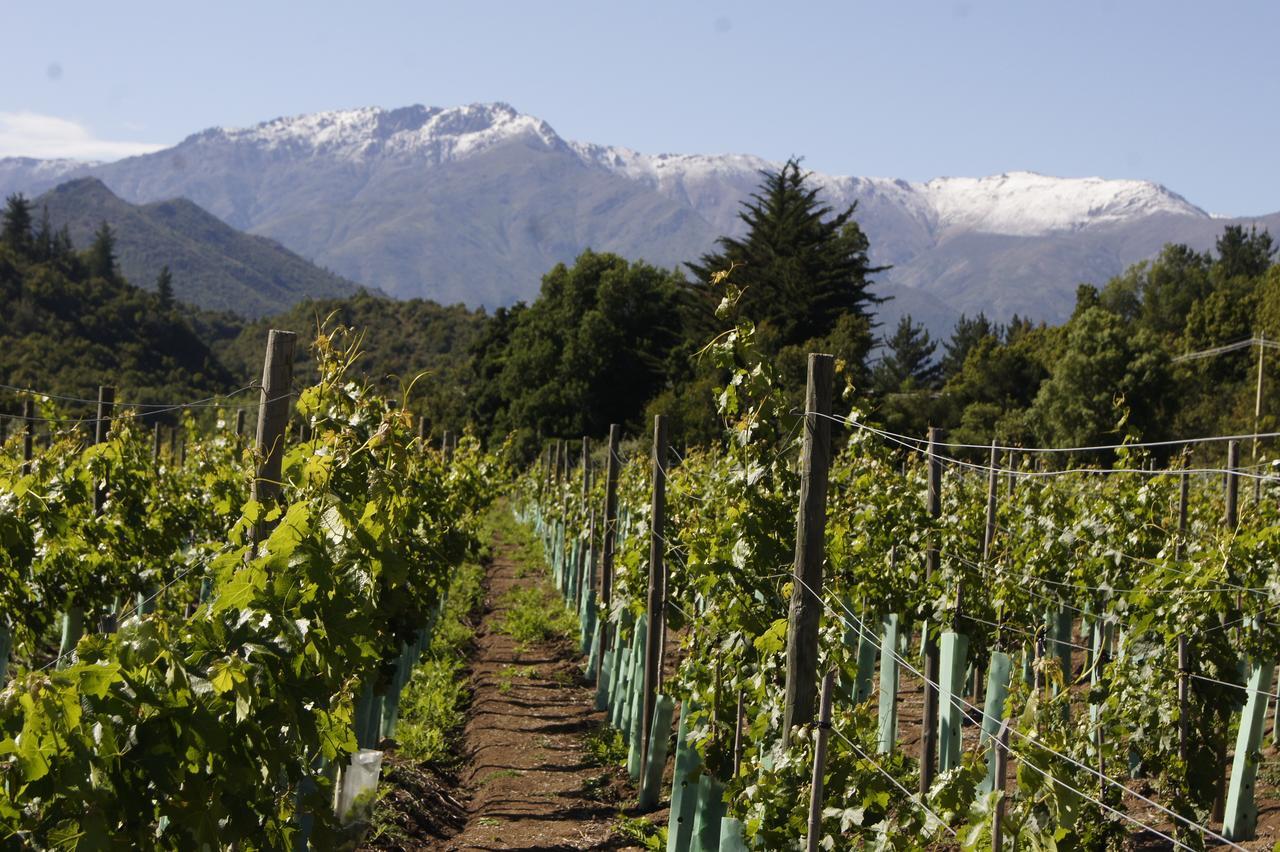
[919,426,943,793]
[595,424,622,704]
[1177,471,1190,764]
[251,330,297,548]
[1213,439,1241,824]
[805,670,836,852]
[61,386,114,652]
[20,399,34,476]
[641,415,667,768]
[783,353,834,734]
[639,416,675,810]
[992,719,1012,852]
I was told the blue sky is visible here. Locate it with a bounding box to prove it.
[2,0,1277,214]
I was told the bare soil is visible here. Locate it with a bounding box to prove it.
[424,530,650,851]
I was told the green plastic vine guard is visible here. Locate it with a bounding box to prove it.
[978,650,1012,793]
[639,694,675,809]
[608,612,634,727]
[667,700,702,852]
[877,614,900,754]
[854,613,878,703]
[717,816,748,851]
[938,631,970,772]
[626,618,650,780]
[594,635,613,711]
[1224,661,1276,840]
[690,775,727,852]
[584,603,600,670]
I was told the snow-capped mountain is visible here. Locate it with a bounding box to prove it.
[1,102,1272,334]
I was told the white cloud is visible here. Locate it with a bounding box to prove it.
[0,112,166,161]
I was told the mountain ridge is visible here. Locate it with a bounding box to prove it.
[1,101,1274,336]
[34,177,367,317]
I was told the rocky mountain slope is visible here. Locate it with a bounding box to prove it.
[33,178,365,317]
[4,103,1276,334]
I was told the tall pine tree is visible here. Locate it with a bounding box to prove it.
[873,315,941,394]
[1,194,32,252]
[686,158,885,351]
[156,265,175,308]
[940,313,998,380]
[87,221,119,281]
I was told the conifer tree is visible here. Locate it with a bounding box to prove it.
[686,158,886,351]
[873,315,941,393]
[1,194,32,252]
[33,205,54,261]
[156,265,175,308]
[940,313,998,380]
[87,221,118,281]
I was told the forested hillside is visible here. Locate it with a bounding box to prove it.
[4,157,1279,461]
[34,178,365,317]
[0,195,231,412]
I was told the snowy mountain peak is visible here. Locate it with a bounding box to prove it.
[190,102,565,163]
[922,171,1207,235]
[575,144,1208,237]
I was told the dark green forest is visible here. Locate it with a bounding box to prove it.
[3,162,1278,459]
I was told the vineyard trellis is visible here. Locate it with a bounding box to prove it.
[0,324,502,847]
[521,310,1280,850]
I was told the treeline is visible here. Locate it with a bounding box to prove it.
[872,226,1279,456]
[0,196,231,410]
[5,163,1278,457]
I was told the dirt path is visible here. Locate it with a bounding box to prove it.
[429,530,643,851]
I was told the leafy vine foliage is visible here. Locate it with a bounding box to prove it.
[521,273,1278,850]
[0,327,501,848]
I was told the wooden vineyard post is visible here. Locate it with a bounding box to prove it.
[783,353,834,734]
[805,670,836,852]
[637,423,675,810]
[1213,439,1241,824]
[581,508,597,655]
[983,440,998,561]
[573,437,590,608]
[235,408,246,441]
[595,424,621,705]
[251,330,297,548]
[93,386,114,511]
[992,718,1012,852]
[732,687,745,777]
[138,422,165,617]
[641,415,667,771]
[1221,440,1273,840]
[20,399,33,476]
[63,386,113,651]
[919,426,943,794]
[1177,470,1190,763]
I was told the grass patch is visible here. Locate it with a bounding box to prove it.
[614,814,666,850]
[478,769,524,785]
[390,558,485,765]
[497,585,578,648]
[583,725,627,768]
[495,664,537,693]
